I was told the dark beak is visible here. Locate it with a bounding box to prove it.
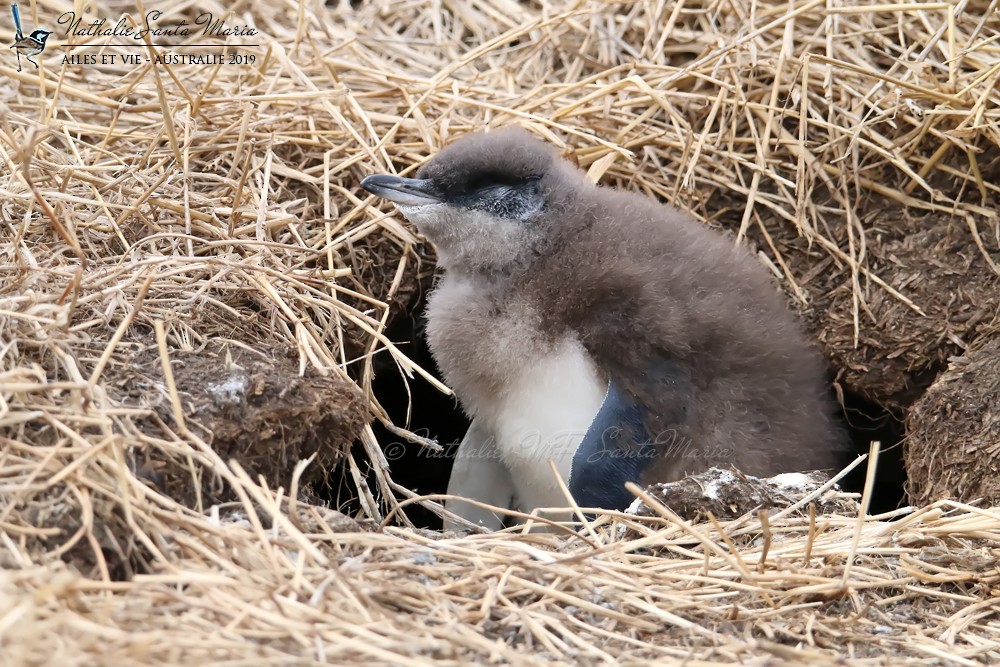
[361,174,443,206]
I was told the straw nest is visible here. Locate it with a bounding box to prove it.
[1,0,999,663]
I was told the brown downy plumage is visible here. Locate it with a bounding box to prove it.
[361,127,849,528]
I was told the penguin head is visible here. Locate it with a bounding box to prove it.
[361,128,587,273]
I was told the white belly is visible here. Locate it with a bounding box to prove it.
[476,337,606,513]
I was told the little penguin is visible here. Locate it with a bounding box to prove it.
[361,127,848,530]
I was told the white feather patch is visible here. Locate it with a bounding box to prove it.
[476,337,606,512]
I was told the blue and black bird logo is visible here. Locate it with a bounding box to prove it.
[9,3,52,71]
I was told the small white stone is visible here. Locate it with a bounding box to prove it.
[208,374,248,403]
[702,468,737,499]
[770,472,814,489]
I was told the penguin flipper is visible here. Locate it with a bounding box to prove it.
[569,359,692,511]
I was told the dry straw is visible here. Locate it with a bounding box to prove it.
[1,0,999,663]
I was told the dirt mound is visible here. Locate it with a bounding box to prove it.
[112,342,370,508]
[628,467,855,524]
[906,335,1000,507]
[801,208,1000,409]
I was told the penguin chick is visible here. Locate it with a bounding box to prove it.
[361,128,848,529]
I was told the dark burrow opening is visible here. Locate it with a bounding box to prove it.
[328,302,910,529]
[835,390,908,515]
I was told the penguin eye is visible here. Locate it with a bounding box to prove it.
[458,178,543,220]
[463,172,533,193]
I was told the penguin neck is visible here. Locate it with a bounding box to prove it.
[434,238,547,282]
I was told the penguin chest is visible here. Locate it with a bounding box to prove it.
[425,278,607,510]
[485,338,607,512]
